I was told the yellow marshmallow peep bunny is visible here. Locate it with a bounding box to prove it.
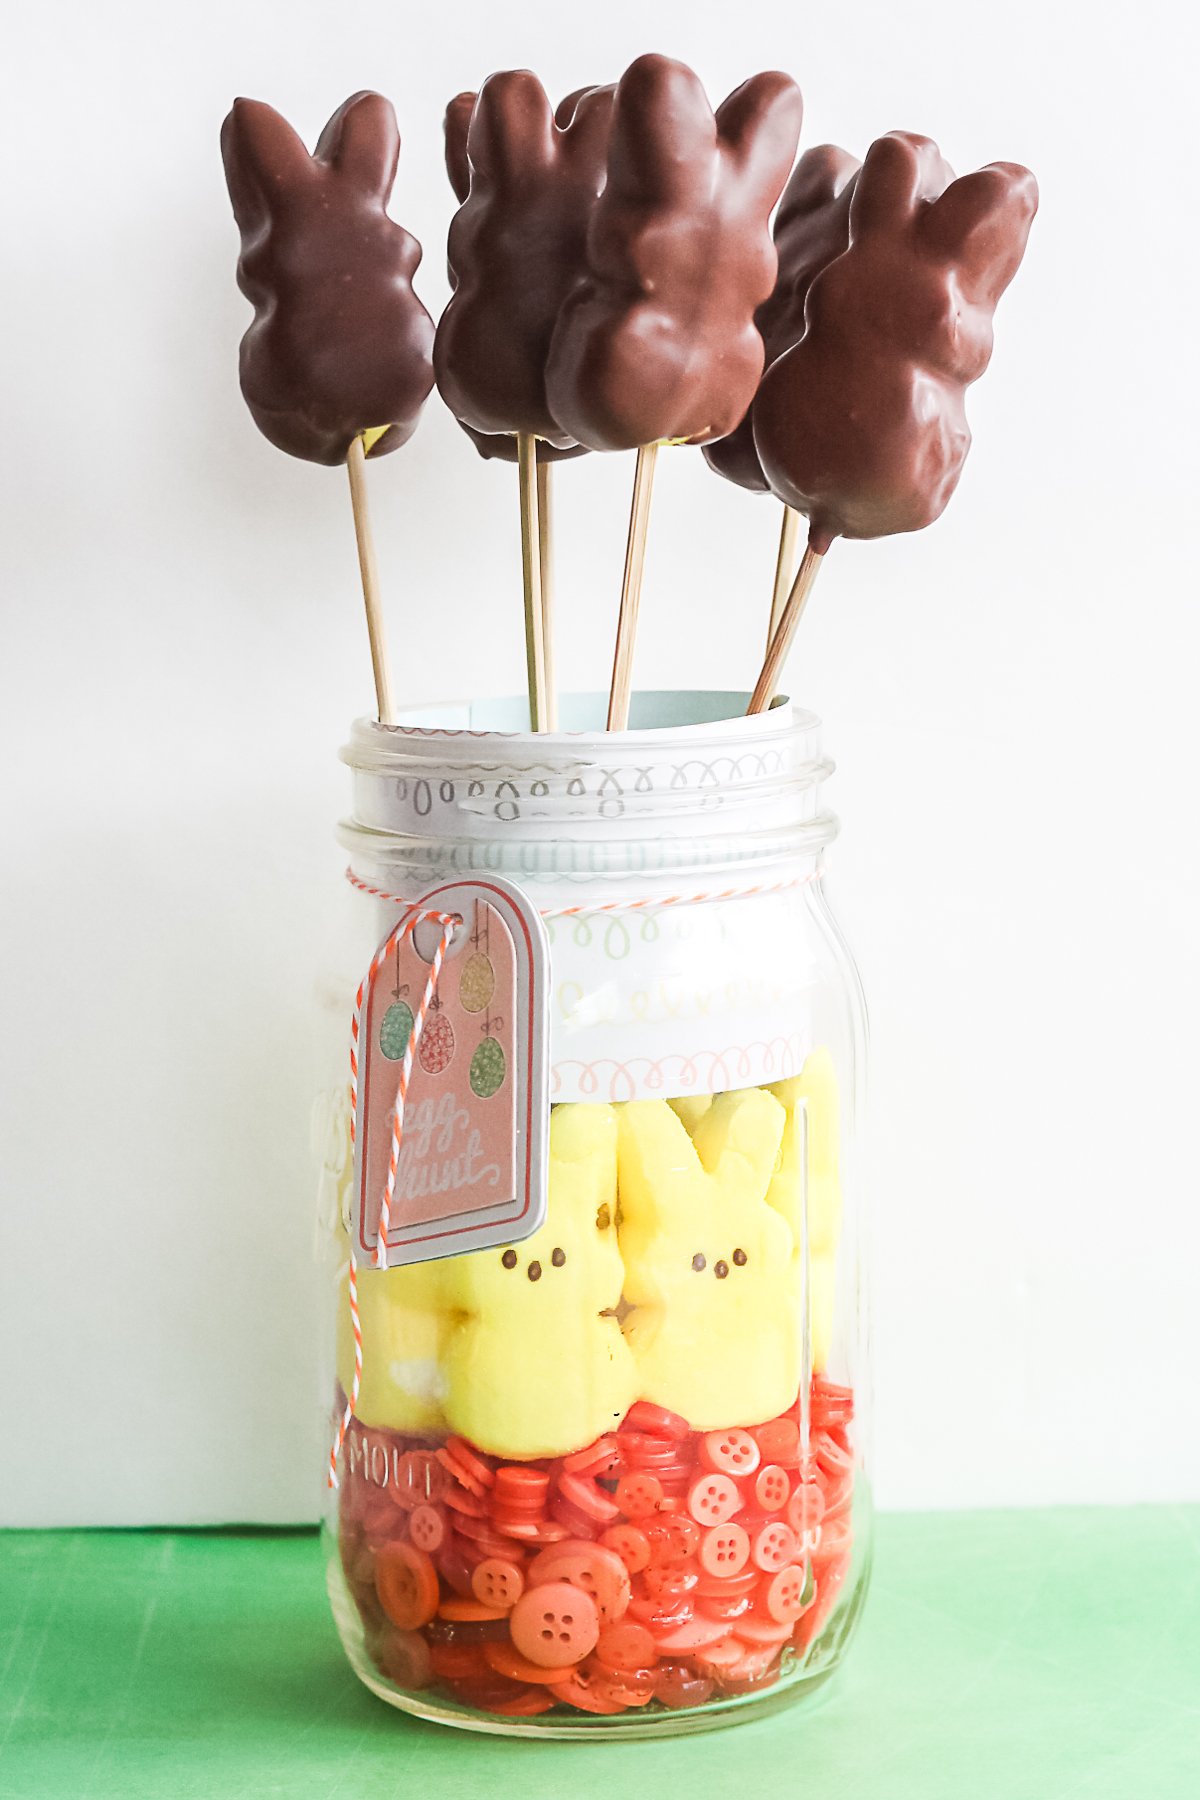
[440,1102,638,1458]
[766,1048,843,1372]
[617,1088,798,1428]
[319,1089,453,1435]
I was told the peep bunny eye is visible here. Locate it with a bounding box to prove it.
[733,1248,747,1266]
[596,1204,612,1231]
[692,1253,706,1272]
[714,1260,729,1280]
[501,1249,518,1270]
[551,1248,566,1267]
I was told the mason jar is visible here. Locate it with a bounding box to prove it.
[312,690,870,1737]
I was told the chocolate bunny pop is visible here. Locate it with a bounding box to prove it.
[437,76,614,729]
[747,131,1038,713]
[545,55,803,728]
[702,145,861,650]
[220,91,435,723]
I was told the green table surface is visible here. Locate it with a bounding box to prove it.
[2,1510,1197,1799]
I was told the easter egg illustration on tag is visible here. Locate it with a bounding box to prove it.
[458,951,495,1014]
[417,1009,455,1075]
[470,1037,506,1098]
[379,1000,415,1061]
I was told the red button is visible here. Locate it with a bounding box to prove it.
[687,1473,741,1526]
[752,1520,797,1573]
[615,1472,664,1518]
[483,1687,558,1716]
[698,1590,754,1623]
[553,1667,627,1714]
[436,1595,510,1621]
[471,1556,525,1610]
[764,1562,814,1624]
[699,1523,750,1578]
[754,1464,790,1512]
[483,1639,577,1685]
[408,1504,446,1553]
[640,1563,698,1604]
[645,1515,702,1564]
[787,1481,826,1543]
[753,1417,801,1465]
[700,1429,761,1478]
[510,1580,600,1668]
[623,1401,691,1440]
[563,1436,621,1477]
[594,1620,659,1672]
[375,1542,439,1631]
[492,1466,550,1508]
[600,1524,652,1574]
[527,1541,632,1622]
[733,1607,795,1645]
[653,1611,734,1652]
[558,1470,621,1523]
[693,1567,758,1599]
[444,1436,495,1488]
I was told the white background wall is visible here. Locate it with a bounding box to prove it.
[2,0,1197,1524]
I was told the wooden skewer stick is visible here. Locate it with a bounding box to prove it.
[537,459,557,731]
[746,541,826,715]
[767,504,801,655]
[345,434,396,726]
[607,441,660,731]
[517,431,548,731]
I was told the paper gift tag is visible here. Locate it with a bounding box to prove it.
[353,876,549,1266]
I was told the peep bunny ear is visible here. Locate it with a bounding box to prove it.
[850,131,954,238]
[444,92,476,202]
[691,1089,786,1201]
[314,90,399,197]
[221,98,315,231]
[468,70,556,185]
[610,55,717,202]
[921,162,1038,296]
[716,71,803,201]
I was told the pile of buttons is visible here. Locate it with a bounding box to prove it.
[337,1377,855,1717]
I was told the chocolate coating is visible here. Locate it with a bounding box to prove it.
[703,144,860,493]
[221,91,435,466]
[544,55,803,452]
[753,131,1038,550]
[442,85,597,465]
[435,71,614,446]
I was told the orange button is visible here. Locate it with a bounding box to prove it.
[751,1520,797,1573]
[510,1581,600,1668]
[698,1522,750,1578]
[615,1472,664,1518]
[600,1524,652,1574]
[594,1620,659,1672]
[764,1562,814,1624]
[374,1541,439,1631]
[754,1464,790,1512]
[408,1504,446,1553]
[527,1542,632,1622]
[687,1473,741,1527]
[471,1556,525,1610]
[700,1429,761,1478]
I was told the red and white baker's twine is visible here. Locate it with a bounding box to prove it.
[343,866,818,915]
[327,864,822,1486]
[328,902,458,1489]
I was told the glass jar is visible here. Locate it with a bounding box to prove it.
[314,690,870,1737]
